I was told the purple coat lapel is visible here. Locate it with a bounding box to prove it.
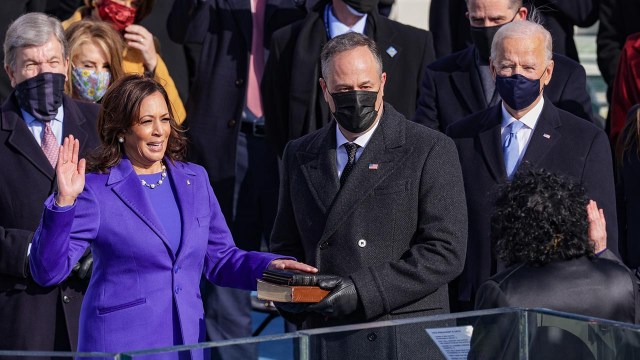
[107,158,197,259]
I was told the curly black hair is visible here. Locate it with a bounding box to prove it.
[491,167,594,267]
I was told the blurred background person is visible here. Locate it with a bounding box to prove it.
[0,12,100,354]
[429,0,598,62]
[618,104,640,270]
[29,74,316,359]
[62,0,186,123]
[167,0,309,358]
[64,20,125,102]
[596,0,640,107]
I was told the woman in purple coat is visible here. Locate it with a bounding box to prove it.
[29,74,316,358]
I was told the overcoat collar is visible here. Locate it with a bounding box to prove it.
[297,103,406,243]
[107,157,197,260]
[1,93,89,180]
[451,46,489,115]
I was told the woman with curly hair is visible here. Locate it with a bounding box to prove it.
[475,168,638,323]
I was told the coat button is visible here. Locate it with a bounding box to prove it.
[367,332,377,341]
[358,239,367,247]
[319,241,329,250]
[62,295,70,304]
[174,265,180,274]
[228,119,237,128]
[175,286,182,294]
[235,79,244,87]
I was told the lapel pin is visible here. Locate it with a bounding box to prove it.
[386,46,398,58]
[186,179,191,185]
[543,134,551,139]
[368,163,379,170]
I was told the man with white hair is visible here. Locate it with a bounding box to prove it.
[447,19,617,311]
[0,12,100,353]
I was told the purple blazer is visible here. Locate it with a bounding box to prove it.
[29,158,282,358]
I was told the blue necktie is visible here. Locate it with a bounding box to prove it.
[503,121,524,178]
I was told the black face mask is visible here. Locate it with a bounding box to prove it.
[469,12,519,63]
[330,90,379,133]
[14,72,65,122]
[342,0,379,14]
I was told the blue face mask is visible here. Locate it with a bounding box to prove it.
[495,72,545,111]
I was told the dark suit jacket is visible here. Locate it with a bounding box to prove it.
[619,129,640,269]
[447,100,618,303]
[262,0,435,156]
[530,0,599,62]
[597,0,640,89]
[167,0,307,185]
[270,104,467,359]
[413,46,594,131]
[428,0,470,59]
[0,93,99,353]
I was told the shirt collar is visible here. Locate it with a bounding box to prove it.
[327,4,368,38]
[335,108,383,149]
[21,105,64,126]
[501,97,544,130]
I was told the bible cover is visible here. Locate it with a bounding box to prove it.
[256,279,329,303]
[262,269,328,286]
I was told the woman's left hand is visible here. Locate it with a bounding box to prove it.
[268,259,318,273]
[123,24,157,73]
[587,200,607,253]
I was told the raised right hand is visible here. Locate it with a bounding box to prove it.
[55,135,86,206]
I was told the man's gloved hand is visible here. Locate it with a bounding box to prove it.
[307,276,359,318]
[71,250,93,280]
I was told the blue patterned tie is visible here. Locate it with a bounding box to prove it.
[503,121,524,178]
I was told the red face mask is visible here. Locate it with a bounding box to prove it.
[97,0,137,31]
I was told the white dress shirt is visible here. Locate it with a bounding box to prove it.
[500,98,544,169]
[335,114,381,178]
[326,4,367,38]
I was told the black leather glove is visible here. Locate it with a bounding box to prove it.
[71,250,93,280]
[273,301,311,314]
[307,276,359,318]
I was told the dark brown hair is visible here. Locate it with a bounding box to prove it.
[87,74,187,173]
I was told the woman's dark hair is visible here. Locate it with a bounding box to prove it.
[491,167,594,267]
[87,74,187,173]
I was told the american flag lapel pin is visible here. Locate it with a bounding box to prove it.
[543,133,551,139]
[368,163,379,170]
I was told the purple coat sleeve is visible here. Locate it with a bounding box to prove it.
[29,190,98,287]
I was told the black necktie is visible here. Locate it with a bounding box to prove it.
[340,142,359,187]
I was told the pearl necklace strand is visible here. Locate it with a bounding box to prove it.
[140,163,167,189]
